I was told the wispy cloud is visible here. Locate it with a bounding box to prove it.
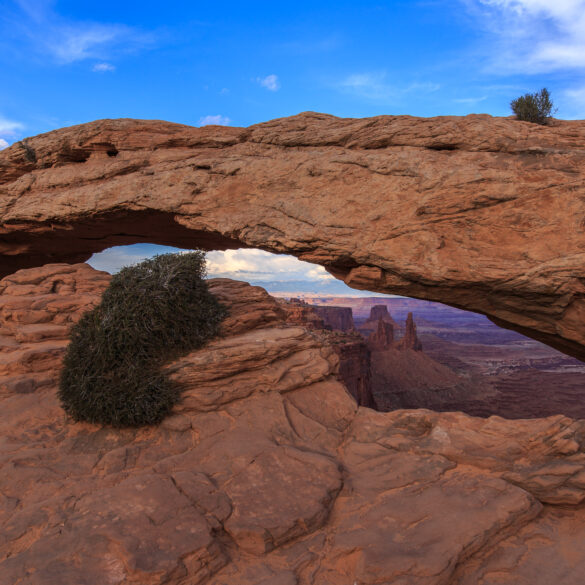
[5,0,155,65]
[257,74,280,91]
[464,0,585,73]
[0,138,9,150]
[454,96,488,103]
[338,72,440,101]
[198,115,231,126]
[0,116,24,136]
[92,62,116,72]
[340,72,391,100]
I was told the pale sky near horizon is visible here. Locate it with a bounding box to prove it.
[3,0,585,293]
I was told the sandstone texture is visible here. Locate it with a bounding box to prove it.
[2,263,585,584]
[1,113,585,359]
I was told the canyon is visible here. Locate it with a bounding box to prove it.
[2,262,585,584]
[303,296,585,419]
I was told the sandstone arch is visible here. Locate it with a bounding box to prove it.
[1,112,585,359]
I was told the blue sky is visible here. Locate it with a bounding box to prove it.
[3,0,585,293]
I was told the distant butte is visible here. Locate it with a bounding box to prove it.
[2,112,585,359]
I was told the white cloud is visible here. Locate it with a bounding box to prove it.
[87,246,335,284]
[0,138,9,150]
[8,1,154,64]
[0,116,24,136]
[206,249,334,283]
[257,74,280,91]
[198,115,231,126]
[87,245,372,295]
[466,0,585,72]
[92,62,116,72]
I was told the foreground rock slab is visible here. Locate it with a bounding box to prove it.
[2,113,585,359]
[2,264,585,584]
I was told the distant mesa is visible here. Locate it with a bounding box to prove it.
[368,305,397,326]
[312,306,355,332]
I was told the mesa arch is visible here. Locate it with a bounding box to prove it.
[1,112,585,360]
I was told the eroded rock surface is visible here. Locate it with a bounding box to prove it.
[2,113,585,359]
[2,264,585,584]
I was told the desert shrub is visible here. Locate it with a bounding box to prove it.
[510,88,556,125]
[59,251,227,427]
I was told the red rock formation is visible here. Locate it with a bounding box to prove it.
[280,299,327,330]
[3,264,585,584]
[281,300,375,408]
[397,311,423,351]
[367,317,395,350]
[2,114,585,359]
[317,330,376,409]
[0,263,110,395]
[368,304,397,325]
[312,305,355,332]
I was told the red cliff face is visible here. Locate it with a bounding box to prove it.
[281,301,375,408]
[312,306,355,332]
[367,318,395,350]
[320,331,376,409]
[397,312,423,351]
[280,300,327,330]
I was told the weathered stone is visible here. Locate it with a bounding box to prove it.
[2,113,585,358]
[2,263,585,584]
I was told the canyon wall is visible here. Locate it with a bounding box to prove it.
[2,113,585,359]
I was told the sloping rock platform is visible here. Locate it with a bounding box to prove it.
[1,264,585,584]
[1,113,585,359]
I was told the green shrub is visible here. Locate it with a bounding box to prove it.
[510,88,556,125]
[59,251,227,427]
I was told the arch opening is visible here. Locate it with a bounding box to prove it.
[87,244,585,421]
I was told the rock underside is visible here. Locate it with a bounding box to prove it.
[2,263,585,584]
[2,113,585,359]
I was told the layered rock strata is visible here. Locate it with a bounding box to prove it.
[311,306,354,332]
[281,299,375,407]
[2,264,585,584]
[2,113,585,359]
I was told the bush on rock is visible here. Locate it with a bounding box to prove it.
[510,88,556,125]
[59,251,227,427]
